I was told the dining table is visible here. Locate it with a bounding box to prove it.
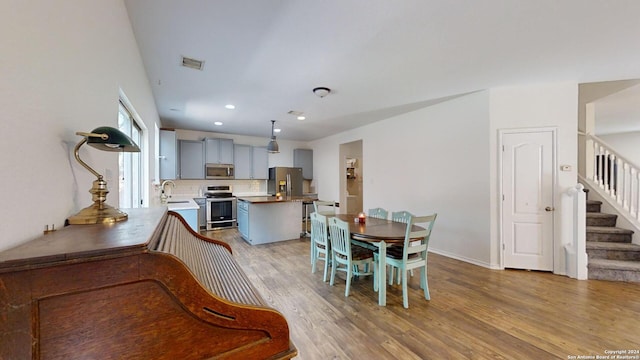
[332,214,423,306]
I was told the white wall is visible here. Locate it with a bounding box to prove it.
[0,0,159,251]
[599,131,640,167]
[310,91,493,267]
[489,83,579,273]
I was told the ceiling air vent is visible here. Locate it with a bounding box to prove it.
[181,56,204,71]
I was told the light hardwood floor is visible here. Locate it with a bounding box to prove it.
[204,229,640,359]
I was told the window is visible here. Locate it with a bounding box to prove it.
[118,100,143,208]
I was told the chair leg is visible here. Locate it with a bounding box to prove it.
[388,266,394,285]
[401,268,409,308]
[421,267,430,300]
[345,264,352,297]
[322,253,330,282]
[330,254,337,286]
[311,247,317,274]
[310,242,315,265]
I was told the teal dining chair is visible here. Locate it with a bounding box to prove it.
[368,207,388,219]
[328,217,374,297]
[313,200,337,216]
[310,212,331,282]
[310,200,336,265]
[375,213,437,308]
[391,210,413,223]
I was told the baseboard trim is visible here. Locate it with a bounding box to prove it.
[429,248,501,270]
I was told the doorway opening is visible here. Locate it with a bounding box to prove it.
[339,140,363,214]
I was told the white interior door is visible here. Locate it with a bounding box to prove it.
[502,129,554,271]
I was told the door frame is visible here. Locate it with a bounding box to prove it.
[498,126,557,271]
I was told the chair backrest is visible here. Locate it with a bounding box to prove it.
[403,214,437,260]
[314,200,337,216]
[391,210,414,224]
[368,207,388,219]
[328,217,351,261]
[310,212,329,248]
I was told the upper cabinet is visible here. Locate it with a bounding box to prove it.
[294,148,313,179]
[159,129,177,180]
[233,144,251,179]
[179,140,205,179]
[234,144,268,179]
[205,138,234,164]
[252,146,268,179]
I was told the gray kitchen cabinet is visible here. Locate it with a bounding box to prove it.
[159,129,177,180]
[234,144,268,179]
[205,138,234,164]
[237,199,249,239]
[293,148,313,179]
[233,144,251,179]
[252,146,268,179]
[179,140,205,179]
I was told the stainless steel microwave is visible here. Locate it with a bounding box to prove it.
[206,163,234,179]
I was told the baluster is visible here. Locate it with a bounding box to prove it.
[636,169,640,222]
[615,158,623,205]
[604,150,612,194]
[622,163,630,212]
[595,144,603,187]
[629,166,638,218]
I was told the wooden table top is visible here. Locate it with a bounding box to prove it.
[333,214,419,244]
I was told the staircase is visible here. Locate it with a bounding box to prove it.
[586,199,640,282]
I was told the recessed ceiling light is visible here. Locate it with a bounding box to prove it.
[225,104,235,110]
[214,121,223,126]
[274,128,281,133]
[297,116,306,120]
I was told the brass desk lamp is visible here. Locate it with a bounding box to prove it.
[67,126,140,225]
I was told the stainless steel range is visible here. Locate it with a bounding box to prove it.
[204,185,237,230]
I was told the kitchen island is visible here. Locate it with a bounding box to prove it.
[237,196,317,245]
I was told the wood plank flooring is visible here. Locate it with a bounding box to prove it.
[203,229,640,359]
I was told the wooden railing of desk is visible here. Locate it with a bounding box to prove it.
[0,208,296,360]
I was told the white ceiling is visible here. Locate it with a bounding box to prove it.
[124,0,640,141]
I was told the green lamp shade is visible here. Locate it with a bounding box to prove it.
[86,126,140,152]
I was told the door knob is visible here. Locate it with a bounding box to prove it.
[545,206,554,212]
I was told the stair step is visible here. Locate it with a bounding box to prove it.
[588,258,640,282]
[586,212,618,227]
[586,226,633,243]
[586,241,640,261]
[586,200,602,213]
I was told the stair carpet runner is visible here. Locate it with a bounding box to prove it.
[586,199,640,282]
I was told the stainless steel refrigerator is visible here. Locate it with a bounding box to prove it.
[268,167,303,196]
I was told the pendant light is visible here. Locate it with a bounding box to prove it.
[267,120,279,153]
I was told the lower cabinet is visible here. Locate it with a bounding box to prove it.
[237,199,301,245]
[172,208,198,233]
[237,200,249,239]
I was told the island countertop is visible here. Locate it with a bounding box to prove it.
[237,195,318,204]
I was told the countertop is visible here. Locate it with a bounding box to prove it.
[237,195,318,204]
[152,197,199,211]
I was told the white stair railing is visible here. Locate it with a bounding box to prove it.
[586,134,640,223]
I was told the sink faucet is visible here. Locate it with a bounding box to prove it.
[160,180,176,203]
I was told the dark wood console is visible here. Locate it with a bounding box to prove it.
[0,208,296,359]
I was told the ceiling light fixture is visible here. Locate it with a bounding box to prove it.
[297,116,306,120]
[313,87,331,98]
[225,104,235,110]
[267,120,279,153]
[214,121,223,126]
